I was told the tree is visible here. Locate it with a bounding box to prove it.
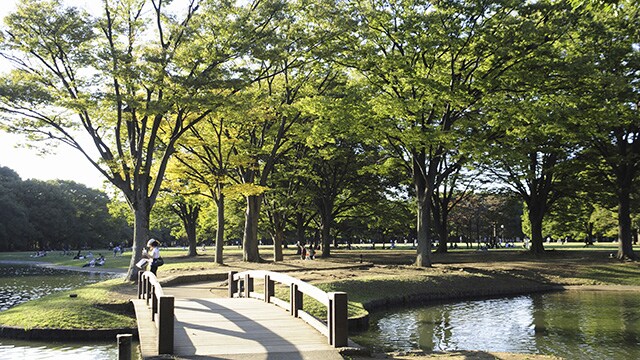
[295,75,389,257]
[172,111,242,264]
[152,187,200,256]
[171,199,200,256]
[0,0,250,279]
[431,156,476,253]
[482,91,579,254]
[335,0,569,266]
[231,43,341,261]
[53,180,120,249]
[569,1,640,259]
[449,192,523,247]
[0,167,33,251]
[543,194,595,244]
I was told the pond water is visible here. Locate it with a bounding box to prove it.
[351,291,640,359]
[0,263,129,359]
[0,263,121,310]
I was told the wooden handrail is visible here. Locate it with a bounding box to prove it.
[137,271,174,354]
[228,270,348,347]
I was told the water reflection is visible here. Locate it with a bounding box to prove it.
[353,291,640,359]
[0,339,118,360]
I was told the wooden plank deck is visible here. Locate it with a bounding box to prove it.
[133,297,344,360]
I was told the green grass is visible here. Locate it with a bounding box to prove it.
[0,278,136,330]
[578,263,640,286]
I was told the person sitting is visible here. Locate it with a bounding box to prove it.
[82,258,96,267]
[140,239,162,275]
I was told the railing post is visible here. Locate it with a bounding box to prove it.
[290,283,303,317]
[151,286,158,322]
[137,271,143,299]
[228,271,238,298]
[328,292,348,347]
[141,273,148,300]
[244,273,254,298]
[264,274,274,303]
[157,295,174,354]
[145,276,152,305]
[117,333,132,360]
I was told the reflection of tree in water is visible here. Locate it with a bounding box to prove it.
[416,304,438,351]
[532,291,640,359]
[356,292,640,359]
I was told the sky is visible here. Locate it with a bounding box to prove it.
[0,1,112,189]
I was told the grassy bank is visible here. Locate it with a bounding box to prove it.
[0,278,135,330]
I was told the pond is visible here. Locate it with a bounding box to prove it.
[351,290,640,359]
[0,262,129,359]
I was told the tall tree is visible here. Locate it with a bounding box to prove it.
[0,0,249,279]
[335,0,567,265]
[482,89,579,254]
[0,167,33,251]
[431,155,476,253]
[230,4,341,261]
[569,1,640,259]
[172,112,240,264]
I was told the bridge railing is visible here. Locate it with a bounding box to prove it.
[228,270,348,347]
[137,271,174,354]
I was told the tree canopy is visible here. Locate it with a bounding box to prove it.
[1,0,639,268]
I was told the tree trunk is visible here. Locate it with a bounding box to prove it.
[215,193,225,265]
[242,194,262,262]
[320,220,332,258]
[432,199,448,253]
[617,186,637,260]
[185,213,197,257]
[295,213,305,246]
[415,190,432,266]
[126,203,151,281]
[173,203,199,257]
[527,201,546,255]
[414,153,434,267]
[320,198,333,258]
[271,211,284,262]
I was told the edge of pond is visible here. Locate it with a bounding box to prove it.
[0,325,137,341]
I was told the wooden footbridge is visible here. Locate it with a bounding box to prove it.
[131,270,349,359]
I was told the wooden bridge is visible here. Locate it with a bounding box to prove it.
[131,270,349,359]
